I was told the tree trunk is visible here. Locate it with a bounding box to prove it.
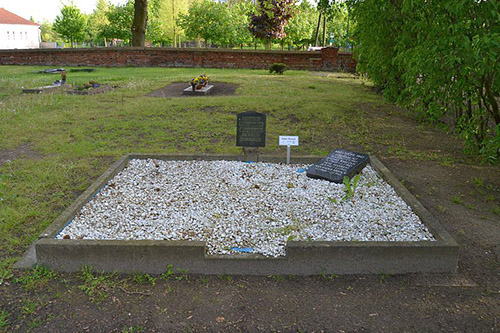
[322,15,326,46]
[131,0,148,47]
[314,12,322,47]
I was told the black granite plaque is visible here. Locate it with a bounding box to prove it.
[306,149,369,183]
[236,111,266,147]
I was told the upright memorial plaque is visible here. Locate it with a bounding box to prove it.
[236,111,266,147]
[306,149,369,183]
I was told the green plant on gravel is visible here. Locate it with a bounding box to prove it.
[0,310,10,329]
[341,173,362,202]
[14,264,58,291]
[78,266,115,302]
[131,271,156,286]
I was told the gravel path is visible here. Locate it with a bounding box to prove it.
[57,159,435,257]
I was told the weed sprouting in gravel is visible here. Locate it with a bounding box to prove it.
[342,174,361,202]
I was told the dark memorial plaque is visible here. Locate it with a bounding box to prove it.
[236,111,266,147]
[307,149,369,183]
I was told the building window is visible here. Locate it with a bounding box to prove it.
[25,32,28,39]
[7,31,9,40]
[12,31,15,40]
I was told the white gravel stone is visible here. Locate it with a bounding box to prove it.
[57,159,435,257]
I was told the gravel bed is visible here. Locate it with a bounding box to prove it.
[57,159,435,257]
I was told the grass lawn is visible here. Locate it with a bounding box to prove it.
[0,65,499,332]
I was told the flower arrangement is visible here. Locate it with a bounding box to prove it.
[190,74,209,91]
[74,80,100,90]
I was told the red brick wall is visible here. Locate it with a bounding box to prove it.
[0,47,356,72]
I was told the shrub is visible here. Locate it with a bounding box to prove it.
[269,63,287,75]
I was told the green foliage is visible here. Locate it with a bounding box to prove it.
[78,266,115,302]
[269,63,287,75]
[21,300,37,315]
[179,0,252,47]
[101,1,134,44]
[341,173,361,202]
[14,264,58,291]
[99,0,166,45]
[283,1,317,49]
[249,0,295,45]
[379,271,389,283]
[0,266,13,285]
[0,310,9,329]
[160,263,188,280]
[122,326,145,333]
[85,0,110,46]
[131,271,156,286]
[39,20,62,43]
[53,4,87,46]
[351,0,500,162]
[320,270,338,281]
[161,263,175,280]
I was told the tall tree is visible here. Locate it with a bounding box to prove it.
[100,0,164,46]
[283,1,317,49]
[160,0,193,47]
[53,3,86,47]
[351,0,500,162]
[101,2,134,44]
[131,0,148,46]
[40,20,63,43]
[179,0,233,47]
[248,0,295,48]
[86,0,111,46]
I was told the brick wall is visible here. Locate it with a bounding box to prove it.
[0,47,356,72]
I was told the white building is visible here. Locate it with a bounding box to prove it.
[0,8,40,49]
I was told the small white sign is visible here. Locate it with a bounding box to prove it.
[279,136,299,146]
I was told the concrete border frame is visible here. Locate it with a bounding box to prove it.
[24,154,458,275]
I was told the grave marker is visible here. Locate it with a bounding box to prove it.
[236,111,266,147]
[306,149,369,183]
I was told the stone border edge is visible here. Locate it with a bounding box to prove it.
[16,153,458,275]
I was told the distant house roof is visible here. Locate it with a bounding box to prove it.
[0,8,39,26]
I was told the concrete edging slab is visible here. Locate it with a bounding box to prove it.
[27,154,458,275]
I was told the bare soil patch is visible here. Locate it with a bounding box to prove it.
[0,144,43,167]
[148,82,239,98]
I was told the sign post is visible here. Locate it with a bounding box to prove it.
[279,136,299,164]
